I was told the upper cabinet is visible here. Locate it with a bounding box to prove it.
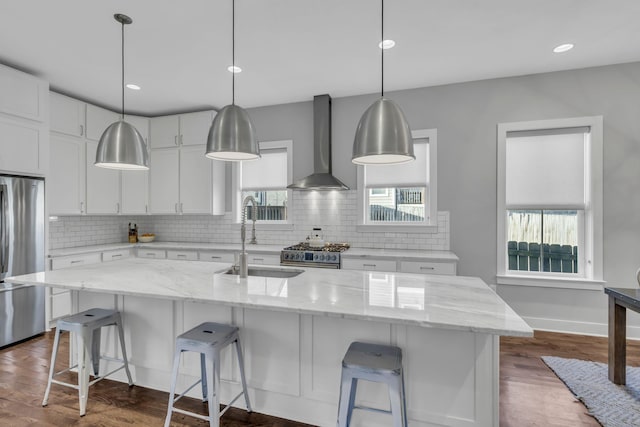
[86,104,119,141]
[0,65,49,177]
[50,92,85,137]
[149,111,213,149]
[0,63,48,123]
[49,134,86,215]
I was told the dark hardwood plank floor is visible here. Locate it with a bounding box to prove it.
[2,330,638,426]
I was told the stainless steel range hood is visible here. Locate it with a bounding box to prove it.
[287,94,349,190]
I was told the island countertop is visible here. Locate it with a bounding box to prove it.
[7,258,531,337]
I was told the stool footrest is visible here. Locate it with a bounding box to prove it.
[171,407,211,422]
[51,379,80,390]
[172,378,206,405]
[219,392,245,417]
[88,365,126,387]
[353,404,392,415]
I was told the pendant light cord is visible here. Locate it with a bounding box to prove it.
[121,19,125,120]
[232,0,236,105]
[381,0,384,98]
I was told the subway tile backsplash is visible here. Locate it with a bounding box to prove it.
[49,191,450,251]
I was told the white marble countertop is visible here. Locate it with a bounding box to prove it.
[8,258,531,337]
[48,242,459,263]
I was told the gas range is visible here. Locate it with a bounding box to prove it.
[280,242,350,269]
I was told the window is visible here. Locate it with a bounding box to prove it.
[497,117,603,288]
[234,140,292,223]
[357,129,437,231]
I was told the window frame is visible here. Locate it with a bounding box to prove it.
[232,139,293,227]
[356,128,438,233]
[496,117,604,290]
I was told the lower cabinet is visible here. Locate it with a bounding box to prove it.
[246,254,280,265]
[342,258,397,272]
[199,251,235,263]
[136,248,167,259]
[399,260,456,275]
[343,258,457,275]
[167,250,198,261]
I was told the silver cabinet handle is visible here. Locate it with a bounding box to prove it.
[177,254,186,258]
[111,254,122,259]
[174,135,178,146]
[210,256,221,260]
[363,263,376,268]
[420,266,435,270]
[146,253,156,257]
[145,204,148,213]
[80,201,84,213]
[116,202,120,213]
[80,124,84,136]
[70,260,83,264]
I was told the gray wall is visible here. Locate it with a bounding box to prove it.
[246,62,640,334]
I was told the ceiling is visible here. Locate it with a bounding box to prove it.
[2,1,640,116]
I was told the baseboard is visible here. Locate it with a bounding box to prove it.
[522,316,640,340]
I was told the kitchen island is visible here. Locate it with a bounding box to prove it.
[8,258,531,427]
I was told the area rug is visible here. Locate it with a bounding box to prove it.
[542,356,640,427]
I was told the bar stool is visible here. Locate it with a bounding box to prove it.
[164,322,252,427]
[42,308,133,416]
[337,342,407,427]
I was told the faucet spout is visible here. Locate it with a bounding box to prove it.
[239,195,258,278]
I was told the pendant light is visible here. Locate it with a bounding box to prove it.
[95,14,149,170]
[352,0,414,165]
[205,0,260,161]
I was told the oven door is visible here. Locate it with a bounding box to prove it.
[280,260,340,269]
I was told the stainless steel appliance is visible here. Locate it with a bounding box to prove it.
[0,175,45,347]
[281,242,350,269]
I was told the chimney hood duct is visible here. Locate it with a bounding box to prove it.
[287,94,349,190]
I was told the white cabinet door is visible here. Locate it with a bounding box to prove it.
[85,104,119,141]
[399,261,456,275]
[86,140,120,214]
[149,148,179,214]
[136,248,167,259]
[50,92,85,137]
[0,116,43,176]
[179,145,212,214]
[150,115,179,148]
[167,250,198,261]
[247,254,281,265]
[121,170,148,214]
[0,63,47,122]
[49,134,86,215]
[342,258,397,272]
[180,111,213,146]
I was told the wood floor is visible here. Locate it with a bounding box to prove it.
[2,330,638,426]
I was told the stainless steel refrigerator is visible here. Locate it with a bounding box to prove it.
[0,175,45,347]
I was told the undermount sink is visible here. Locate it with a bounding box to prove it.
[222,266,304,278]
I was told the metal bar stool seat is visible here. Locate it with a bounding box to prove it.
[42,308,133,416]
[164,322,252,427]
[337,341,407,427]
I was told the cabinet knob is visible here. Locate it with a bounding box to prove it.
[80,124,84,136]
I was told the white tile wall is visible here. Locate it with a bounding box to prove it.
[49,191,450,251]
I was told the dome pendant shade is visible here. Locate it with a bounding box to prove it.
[206,104,260,161]
[95,120,149,170]
[352,98,415,165]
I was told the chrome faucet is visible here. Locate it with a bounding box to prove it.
[238,195,258,278]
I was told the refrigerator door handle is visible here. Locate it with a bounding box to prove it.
[0,184,6,274]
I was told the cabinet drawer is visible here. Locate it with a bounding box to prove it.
[167,250,198,261]
[247,254,280,265]
[51,291,71,319]
[399,261,456,275]
[342,258,397,272]
[102,249,131,262]
[199,251,235,263]
[137,249,166,259]
[51,253,101,270]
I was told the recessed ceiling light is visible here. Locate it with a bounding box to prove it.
[378,39,395,49]
[126,83,141,90]
[227,65,242,73]
[553,43,574,53]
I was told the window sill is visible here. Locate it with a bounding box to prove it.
[496,274,605,291]
[356,224,439,234]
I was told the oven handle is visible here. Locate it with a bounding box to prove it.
[280,261,340,269]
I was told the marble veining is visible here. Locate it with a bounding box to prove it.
[9,258,531,337]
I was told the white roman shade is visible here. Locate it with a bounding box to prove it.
[365,139,428,187]
[505,129,587,207]
[241,148,287,190]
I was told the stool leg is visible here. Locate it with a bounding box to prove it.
[42,327,63,407]
[388,374,405,427]
[400,370,408,427]
[337,370,357,427]
[234,338,252,412]
[115,314,133,386]
[200,353,208,402]
[78,330,91,416]
[205,351,220,427]
[91,328,101,377]
[164,349,182,427]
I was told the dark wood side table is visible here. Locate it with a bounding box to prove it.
[604,287,640,384]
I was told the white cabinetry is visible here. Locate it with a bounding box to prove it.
[0,64,48,176]
[49,134,86,215]
[49,253,102,323]
[399,260,457,275]
[121,115,150,214]
[246,254,280,265]
[86,140,120,214]
[136,248,167,259]
[50,92,85,137]
[102,248,131,262]
[199,251,235,263]
[167,250,198,261]
[342,258,397,272]
[149,111,224,215]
